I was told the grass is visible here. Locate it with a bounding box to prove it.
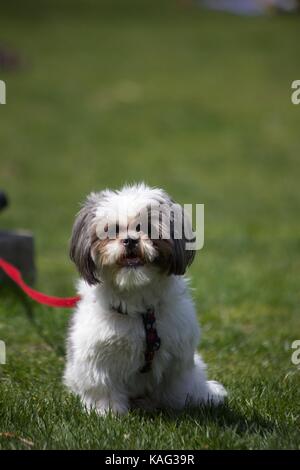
[0,0,300,450]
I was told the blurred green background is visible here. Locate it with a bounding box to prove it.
[0,0,299,449]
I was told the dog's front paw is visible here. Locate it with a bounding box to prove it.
[94,398,129,416]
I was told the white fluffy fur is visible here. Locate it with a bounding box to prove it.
[64,184,226,415]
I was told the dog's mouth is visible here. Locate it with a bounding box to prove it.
[118,254,144,268]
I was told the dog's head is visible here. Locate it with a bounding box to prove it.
[70,183,195,290]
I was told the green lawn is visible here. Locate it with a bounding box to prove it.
[0,0,300,450]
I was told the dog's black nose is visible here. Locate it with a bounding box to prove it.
[122,238,138,249]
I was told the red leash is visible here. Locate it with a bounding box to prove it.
[0,258,80,308]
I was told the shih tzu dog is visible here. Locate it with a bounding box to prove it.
[64,183,226,415]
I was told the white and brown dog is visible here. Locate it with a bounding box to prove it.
[64,183,226,415]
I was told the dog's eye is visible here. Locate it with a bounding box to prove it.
[136,224,141,232]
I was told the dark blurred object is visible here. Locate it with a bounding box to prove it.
[0,192,35,283]
[198,0,299,15]
[0,45,23,71]
[0,192,8,211]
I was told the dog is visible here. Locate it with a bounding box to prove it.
[64,183,226,415]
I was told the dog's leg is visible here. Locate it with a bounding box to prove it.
[81,387,130,416]
[64,362,130,416]
[156,354,227,410]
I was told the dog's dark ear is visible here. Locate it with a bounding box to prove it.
[169,238,195,275]
[70,193,100,285]
[168,204,196,276]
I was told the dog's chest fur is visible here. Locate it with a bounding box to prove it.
[70,276,199,396]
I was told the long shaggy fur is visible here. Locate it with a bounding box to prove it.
[64,183,226,415]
